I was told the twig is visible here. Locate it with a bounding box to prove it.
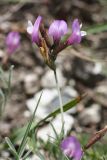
[84,125,107,150]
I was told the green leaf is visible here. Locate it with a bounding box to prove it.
[22,150,32,160]
[0,65,13,117]
[5,137,19,160]
[0,89,5,116]
[0,67,7,87]
[36,152,45,160]
[39,93,86,124]
[17,91,43,158]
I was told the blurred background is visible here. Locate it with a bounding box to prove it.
[0,0,107,159]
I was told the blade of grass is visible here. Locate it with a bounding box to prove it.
[0,66,13,117]
[49,121,64,141]
[38,93,86,125]
[0,89,5,116]
[22,150,32,160]
[0,67,7,86]
[10,122,36,144]
[86,23,107,34]
[50,122,59,140]
[7,65,14,97]
[5,137,19,160]
[17,91,43,158]
[36,152,45,160]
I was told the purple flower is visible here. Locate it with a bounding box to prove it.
[6,31,20,54]
[48,20,68,43]
[61,136,83,160]
[27,16,42,46]
[67,19,86,45]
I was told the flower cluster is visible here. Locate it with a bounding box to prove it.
[27,16,86,69]
[61,136,83,160]
[6,31,21,55]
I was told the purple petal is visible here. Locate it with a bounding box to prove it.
[61,136,83,160]
[32,16,42,45]
[68,19,84,45]
[6,31,20,54]
[48,20,67,42]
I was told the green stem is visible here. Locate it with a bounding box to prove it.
[53,69,64,124]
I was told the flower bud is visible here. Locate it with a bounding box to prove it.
[67,19,86,45]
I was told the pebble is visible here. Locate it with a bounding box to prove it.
[47,86,78,114]
[26,155,41,160]
[34,66,44,76]
[0,122,11,136]
[26,86,78,119]
[78,104,101,125]
[26,88,58,119]
[95,84,107,96]
[24,73,39,95]
[92,62,102,74]
[37,114,74,141]
[1,151,10,158]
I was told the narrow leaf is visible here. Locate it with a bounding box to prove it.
[0,89,5,116]
[40,93,86,123]
[22,150,32,160]
[5,137,19,159]
[86,23,107,34]
[7,65,14,96]
[18,91,43,158]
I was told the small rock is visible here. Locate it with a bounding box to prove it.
[27,155,41,160]
[37,114,74,141]
[47,86,78,114]
[23,110,31,118]
[95,84,107,97]
[24,73,39,95]
[1,151,10,158]
[34,66,44,76]
[78,104,101,125]
[63,86,78,97]
[26,86,78,119]
[11,69,26,87]
[26,89,58,119]
[41,68,66,88]
[92,62,102,74]
[0,122,11,136]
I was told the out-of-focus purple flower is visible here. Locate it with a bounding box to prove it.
[61,136,83,160]
[27,16,42,46]
[67,19,86,45]
[48,20,68,42]
[6,31,20,54]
